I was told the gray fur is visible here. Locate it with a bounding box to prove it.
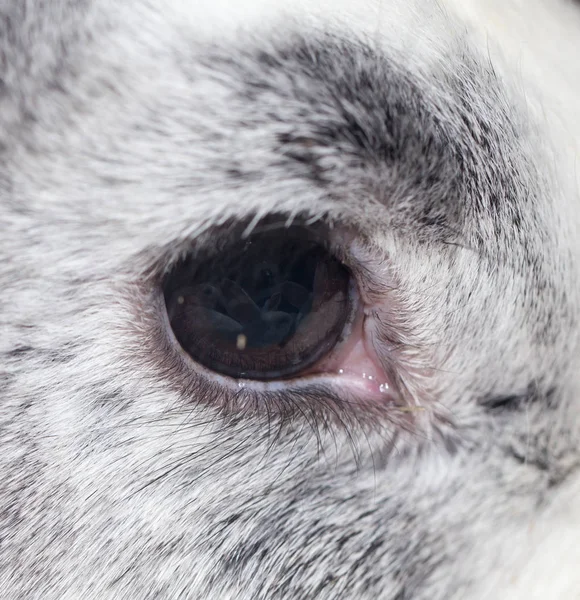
[1,1,580,598]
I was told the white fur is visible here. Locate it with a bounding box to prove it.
[1,1,579,599]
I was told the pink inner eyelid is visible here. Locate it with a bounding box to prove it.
[312,307,395,401]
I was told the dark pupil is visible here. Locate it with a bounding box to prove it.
[163,226,350,380]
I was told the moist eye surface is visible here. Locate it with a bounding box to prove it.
[163,225,351,380]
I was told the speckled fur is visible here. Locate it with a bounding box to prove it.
[1,1,580,598]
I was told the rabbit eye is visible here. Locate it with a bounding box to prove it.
[163,224,351,380]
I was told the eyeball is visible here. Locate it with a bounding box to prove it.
[163,225,352,380]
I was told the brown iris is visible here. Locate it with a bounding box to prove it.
[163,225,351,380]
